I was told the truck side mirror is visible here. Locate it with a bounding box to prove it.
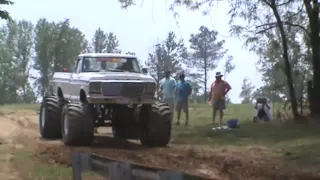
[63,68,69,72]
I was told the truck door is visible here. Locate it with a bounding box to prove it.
[69,58,82,101]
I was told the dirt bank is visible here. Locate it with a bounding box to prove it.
[0,108,319,180]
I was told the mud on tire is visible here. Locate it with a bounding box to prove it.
[61,103,94,146]
[140,102,172,147]
[39,96,63,139]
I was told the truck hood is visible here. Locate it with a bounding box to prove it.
[81,72,155,82]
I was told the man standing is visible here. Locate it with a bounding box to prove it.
[159,70,176,119]
[208,72,232,125]
[176,73,192,126]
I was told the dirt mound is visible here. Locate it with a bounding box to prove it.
[0,109,38,180]
[34,137,223,179]
[1,108,319,180]
[34,136,320,180]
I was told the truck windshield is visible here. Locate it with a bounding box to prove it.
[82,57,140,73]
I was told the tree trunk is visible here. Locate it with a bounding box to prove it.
[308,80,313,114]
[271,2,300,118]
[304,0,320,116]
[299,71,306,115]
[204,52,208,102]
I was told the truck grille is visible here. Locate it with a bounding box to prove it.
[102,83,123,96]
[122,83,145,97]
[102,82,145,97]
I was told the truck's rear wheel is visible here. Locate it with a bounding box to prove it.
[39,96,62,139]
[140,102,172,147]
[61,103,94,146]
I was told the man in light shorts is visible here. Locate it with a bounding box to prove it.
[208,72,232,125]
[159,70,176,120]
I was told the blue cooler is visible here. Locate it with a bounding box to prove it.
[227,119,239,128]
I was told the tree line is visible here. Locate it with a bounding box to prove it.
[0,17,235,104]
[121,0,320,118]
[2,0,320,118]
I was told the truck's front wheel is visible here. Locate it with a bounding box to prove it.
[39,96,62,139]
[61,103,94,146]
[139,102,172,147]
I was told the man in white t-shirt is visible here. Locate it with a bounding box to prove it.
[159,70,176,120]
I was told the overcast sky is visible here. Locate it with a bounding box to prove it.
[3,0,263,103]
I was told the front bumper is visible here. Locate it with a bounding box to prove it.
[87,94,156,104]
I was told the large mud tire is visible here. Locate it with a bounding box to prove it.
[39,96,62,139]
[112,106,139,139]
[61,103,94,146]
[140,102,172,147]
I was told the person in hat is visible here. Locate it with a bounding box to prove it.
[208,72,232,125]
[159,70,176,120]
[175,73,192,126]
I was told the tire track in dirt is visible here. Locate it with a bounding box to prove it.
[2,109,320,180]
[0,109,38,180]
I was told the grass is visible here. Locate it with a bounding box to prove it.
[13,151,72,180]
[12,150,100,180]
[0,103,40,111]
[3,103,320,178]
[170,103,320,172]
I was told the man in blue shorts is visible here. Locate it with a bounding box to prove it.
[175,73,192,126]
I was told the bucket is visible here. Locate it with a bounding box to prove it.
[227,119,239,128]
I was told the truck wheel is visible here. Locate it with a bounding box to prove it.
[39,96,62,139]
[112,106,139,139]
[61,103,94,146]
[140,102,172,147]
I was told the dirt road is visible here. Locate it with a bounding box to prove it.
[0,108,319,180]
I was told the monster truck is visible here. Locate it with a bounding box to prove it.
[39,53,172,147]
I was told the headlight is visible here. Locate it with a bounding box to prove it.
[89,82,102,94]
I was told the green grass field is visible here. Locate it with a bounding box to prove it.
[1,103,320,179]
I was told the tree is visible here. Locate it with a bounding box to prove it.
[253,86,284,102]
[0,0,14,20]
[33,18,57,96]
[115,0,320,116]
[52,19,88,72]
[188,26,226,101]
[5,20,36,103]
[146,31,186,85]
[303,0,320,115]
[240,77,255,104]
[91,28,120,53]
[223,56,235,79]
[33,18,87,96]
[0,24,19,104]
[223,55,235,103]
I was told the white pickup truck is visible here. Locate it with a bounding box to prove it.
[39,53,172,147]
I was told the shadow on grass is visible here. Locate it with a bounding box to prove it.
[172,121,320,147]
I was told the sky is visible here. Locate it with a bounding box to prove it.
[3,0,263,103]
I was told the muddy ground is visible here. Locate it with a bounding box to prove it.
[0,109,319,180]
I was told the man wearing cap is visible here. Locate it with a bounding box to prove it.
[208,72,232,125]
[159,70,176,120]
